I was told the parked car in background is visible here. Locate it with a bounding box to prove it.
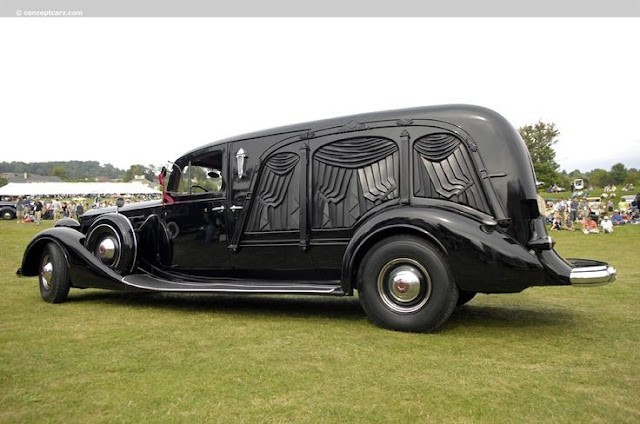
[549,184,566,193]
[0,200,17,220]
[17,105,616,332]
[573,179,584,190]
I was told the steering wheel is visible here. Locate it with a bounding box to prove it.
[190,184,209,193]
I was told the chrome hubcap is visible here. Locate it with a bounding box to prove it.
[41,255,53,290]
[377,258,432,313]
[97,237,117,261]
[86,223,123,269]
[390,267,422,302]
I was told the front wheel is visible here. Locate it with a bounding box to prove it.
[358,236,458,332]
[39,242,70,303]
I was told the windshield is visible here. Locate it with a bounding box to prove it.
[166,150,224,195]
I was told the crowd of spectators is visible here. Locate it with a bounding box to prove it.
[10,194,160,224]
[546,192,640,235]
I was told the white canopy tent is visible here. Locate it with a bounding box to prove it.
[0,182,160,197]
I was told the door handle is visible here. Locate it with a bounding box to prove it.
[230,205,243,212]
[210,205,225,212]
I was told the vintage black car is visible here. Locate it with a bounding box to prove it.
[1,200,17,220]
[17,105,616,332]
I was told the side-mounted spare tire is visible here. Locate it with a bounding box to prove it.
[85,213,137,275]
[136,214,173,267]
[358,236,458,332]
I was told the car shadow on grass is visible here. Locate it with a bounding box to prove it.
[65,290,576,331]
[448,303,576,330]
[67,290,368,322]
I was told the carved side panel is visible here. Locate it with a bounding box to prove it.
[247,152,300,231]
[313,137,399,229]
[413,133,490,213]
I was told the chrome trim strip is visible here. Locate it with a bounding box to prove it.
[121,213,138,274]
[570,266,617,287]
[120,276,342,294]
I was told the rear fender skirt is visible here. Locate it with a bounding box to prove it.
[18,227,128,291]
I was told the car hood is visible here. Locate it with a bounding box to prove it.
[81,199,163,218]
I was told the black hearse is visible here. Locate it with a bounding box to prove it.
[18,105,616,332]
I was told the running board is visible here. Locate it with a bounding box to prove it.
[121,274,344,295]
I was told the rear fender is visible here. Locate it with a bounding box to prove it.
[342,206,545,294]
[342,223,446,294]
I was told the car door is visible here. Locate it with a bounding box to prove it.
[164,146,231,271]
[227,137,315,274]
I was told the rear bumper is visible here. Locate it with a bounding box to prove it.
[536,249,616,287]
[530,219,616,288]
[568,259,616,287]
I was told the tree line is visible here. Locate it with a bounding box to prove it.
[0,161,160,185]
[518,121,639,190]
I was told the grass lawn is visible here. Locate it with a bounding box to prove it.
[1,220,639,423]
[539,189,637,200]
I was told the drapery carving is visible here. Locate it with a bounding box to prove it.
[247,152,300,231]
[413,133,490,213]
[313,137,399,228]
[314,137,397,168]
[413,133,462,161]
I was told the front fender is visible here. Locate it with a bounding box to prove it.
[342,205,545,294]
[18,227,128,291]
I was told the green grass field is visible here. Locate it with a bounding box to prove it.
[1,220,638,423]
[539,189,637,200]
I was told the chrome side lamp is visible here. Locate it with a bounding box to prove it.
[236,148,248,179]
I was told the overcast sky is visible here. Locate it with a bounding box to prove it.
[1,18,639,173]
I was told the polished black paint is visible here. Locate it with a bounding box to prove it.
[341,203,544,295]
[19,227,128,291]
[19,105,609,298]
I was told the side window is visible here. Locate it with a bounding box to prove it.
[171,151,225,196]
[246,152,300,231]
[312,136,399,229]
[412,133,490,213]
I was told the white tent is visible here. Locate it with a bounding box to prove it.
[0,182,160,196]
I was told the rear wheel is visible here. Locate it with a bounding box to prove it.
[358,236,458,332]
[39,243,70,303]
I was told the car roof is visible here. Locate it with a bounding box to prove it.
[180,104,510,157]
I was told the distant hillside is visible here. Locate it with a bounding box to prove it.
[0,161,125,181]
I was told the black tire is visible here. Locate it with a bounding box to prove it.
[358,236,458,332]
[39,242,70,303]
[457,290,476,306]
[1,209,15,220]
